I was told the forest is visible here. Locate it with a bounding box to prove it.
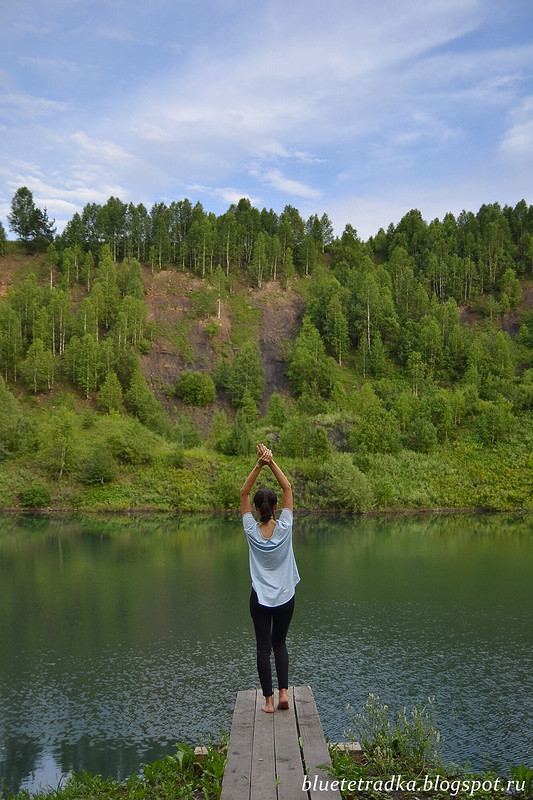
[0,187,532,513]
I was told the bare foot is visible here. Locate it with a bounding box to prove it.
[262,696,275,713]
[278,689,289,710]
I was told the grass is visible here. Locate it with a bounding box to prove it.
[1,742,227,800]
[327,695,532,799]
[4,701,531,800]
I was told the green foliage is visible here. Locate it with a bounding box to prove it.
[348,384,402,456]
[347,694,443,775]
[172,411,202,448]
[8,186,56,251]
[175,370,216,406]
[223,341,265,407]
[19,480,51,508]
[124,368,167,433]
[509,764,533,799]
[299,453,374,512]
[402,414,439,453]
[216,409,253,455]
[0,377,23,454]
[278,415,331,459]
[162,444,185,469]
[1,192,533,515]
[331,694,517,799]
[476,396,515,444]
[38,407,78,479]
[264,392,288,427]
[288,315,337,397]
[210,408,231,445]
[106,417,157,465]
[81,447,119,485]
[1,741,227,800]
[97,370,123,413]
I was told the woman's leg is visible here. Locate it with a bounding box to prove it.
[249,589,274,702]
[271,595,295,696]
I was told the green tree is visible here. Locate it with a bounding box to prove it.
[226,341,265,406]
[288,316,336,397]
[0,376,23,454]
[421,389,454,443]
[38,407,78,479]
[94,245,120,329]
[217,409,253,455]
[97,370,123,413]
[402,414,438,453]
[477,396,514,444]
[210,408,231,445]
[81,447,119,485]
[77,333,100,399]
[250,231,268,288]
[175,370,216,406]
[324,295,349,365]
[0,305,23,382]
[8,187,55,251]
[278,414,315,458]
[20,338,54,393]
[0,220,6,256]
[320,453,374,512]
[349,385,401,455]
[124,367,165,431]
[265,392,288,427]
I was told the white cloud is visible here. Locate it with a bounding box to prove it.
[500,96,533,159]
[0,90,68,117]
[252,168,321,200]
[70,131,141,167]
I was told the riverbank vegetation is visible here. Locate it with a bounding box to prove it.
[2,698,531,800]
[1,192,533,513]
[327,695,533,799]
[0,741,227,800]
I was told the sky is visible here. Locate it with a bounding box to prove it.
[1,0,533,241]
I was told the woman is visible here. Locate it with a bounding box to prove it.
[240,443,300,713]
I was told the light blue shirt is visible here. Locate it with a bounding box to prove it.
[243,508,300,607]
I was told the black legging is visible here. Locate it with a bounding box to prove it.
[249,588,295,697]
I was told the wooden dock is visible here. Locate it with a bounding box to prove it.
[220,685,342,800]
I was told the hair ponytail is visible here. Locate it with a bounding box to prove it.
[253,488,277,523]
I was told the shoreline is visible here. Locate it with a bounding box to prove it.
[0,505,530,517]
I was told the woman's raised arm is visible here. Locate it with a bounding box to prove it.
[239,445,273,515]
[265,455,293,512]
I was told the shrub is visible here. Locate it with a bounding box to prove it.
[175,371,216,406]
[402,414,438,453]
[216,410,253,455]
[163,444,185,469]
[81,448,119,485]
[106,419,156,465]
[302,453,374,512]
[20,481,51,508]
[476,396,514,444]
[323,453,374,512]
[346,694,443,774]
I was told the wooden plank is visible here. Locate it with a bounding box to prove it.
[250,689,276,800]
[273,687,307,800]
[294,685,341,800]
[220,689,256,800]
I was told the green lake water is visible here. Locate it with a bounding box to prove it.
[0,512,532,795]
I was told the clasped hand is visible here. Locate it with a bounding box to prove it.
[256,443,273,465]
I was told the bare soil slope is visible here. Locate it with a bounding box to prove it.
[140,268,305,412]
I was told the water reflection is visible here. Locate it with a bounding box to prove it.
[0,513,532,794]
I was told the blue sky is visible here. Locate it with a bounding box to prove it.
[1,0,533,241]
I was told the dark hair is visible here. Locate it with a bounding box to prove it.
[253,488,278,523]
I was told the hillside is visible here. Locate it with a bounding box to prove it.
[140,266,305,415]
[1,192,533,514]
